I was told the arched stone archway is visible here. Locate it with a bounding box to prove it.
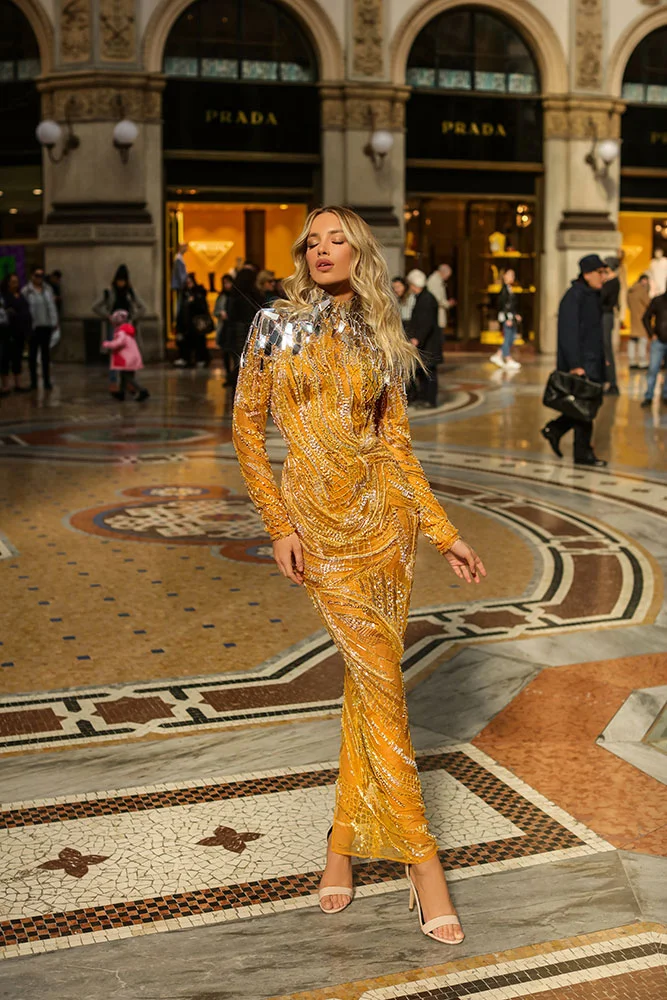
[4,0,54,73]
[390,0,568,96]
[142,0,345,82]
[607,7,667,98]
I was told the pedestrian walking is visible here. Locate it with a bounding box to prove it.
[22,266,58,391]
[256,270,278,305]
[102,310,149,402]
[405,269,440,408]
[214,273,235,384]
[225,269,262,391]
[601,257,621,395]
[640,288,667,408]
[426,263,456,355]
[175,274,212,368]
[541,254,607,467]
[627,274,651,370]
[489,268,522,371]
[0,274,31,394]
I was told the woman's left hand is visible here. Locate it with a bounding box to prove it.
[444,539,487,584]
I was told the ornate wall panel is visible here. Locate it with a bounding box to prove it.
[575,0,603,91]
[353,0,383,77]
[99,0,137,63]
[60,0,92,64]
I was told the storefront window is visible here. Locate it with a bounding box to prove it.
[407,8,538,95]
[623,27,667,105]
[164,0,316,83]
[0,1,40,80]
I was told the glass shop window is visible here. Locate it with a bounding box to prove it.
[407,7,539,95]
[164,0,317,83]
[0,0,40,80]
[623,27,667,105]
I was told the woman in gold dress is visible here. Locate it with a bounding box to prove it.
[232,207,486,944]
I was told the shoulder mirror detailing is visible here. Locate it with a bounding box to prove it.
[240,295,382,366]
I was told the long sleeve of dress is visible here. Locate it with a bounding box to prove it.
[232,312,296,541]
[377,369,459,554]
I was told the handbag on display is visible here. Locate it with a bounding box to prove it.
[543,370,603,422]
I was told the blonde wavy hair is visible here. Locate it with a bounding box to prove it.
[282,206,421,377]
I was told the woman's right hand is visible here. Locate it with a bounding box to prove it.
[570,368,586,376]
[273,532,304,585]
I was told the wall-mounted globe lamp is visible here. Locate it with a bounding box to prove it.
[584,118,621,179]
[113,118,139,164]
[363,109,394,170]
[35,102,80,164]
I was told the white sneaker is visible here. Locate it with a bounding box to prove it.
[173,358,187,368]
[505,357,522,371]
[490,350,505,368]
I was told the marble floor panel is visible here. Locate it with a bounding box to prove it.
[1,356,666,998]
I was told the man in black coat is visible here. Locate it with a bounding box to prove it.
[541,254,607,467]
[406,269,440,408]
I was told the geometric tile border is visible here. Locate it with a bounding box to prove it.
[597,684,667,786]
[328,930,667,1000]
[0,745,613,958]
[0,477,656,752]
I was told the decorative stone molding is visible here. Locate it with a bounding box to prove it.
[352,0,383,78]
[38,72,165,123]
[40,224,156,245]
[320,84,410,131]
[543,97,625,141]
[575,0,603,91]
[59,0,93,65]
[319,85,345,129]
[390,0,568,94]
[100,0,137,63]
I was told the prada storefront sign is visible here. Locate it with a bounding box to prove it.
[622,105,667,169]
[164,81,320,154]
[406,93,543,163]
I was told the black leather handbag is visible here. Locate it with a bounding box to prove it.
[543,370,603,422]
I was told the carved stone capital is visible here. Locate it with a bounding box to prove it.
[319,84,410,132]
[38,72,165,123]
[352,0,383,78]
[544,97,625,141]
[100,0,137,64]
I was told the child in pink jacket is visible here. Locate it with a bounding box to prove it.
[102,310,150,401]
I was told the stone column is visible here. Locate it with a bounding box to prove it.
[37,0,165,363]
[540,97,625,354]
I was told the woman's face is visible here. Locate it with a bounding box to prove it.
[392,279,406,298]
[186,276,194,290]
[223,277,233,292]
[305,211,352,289]
[8,275,19,294]
[504,270,516,285]
[115,279,127,289]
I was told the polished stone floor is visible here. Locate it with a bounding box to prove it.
[0,353,665,1000]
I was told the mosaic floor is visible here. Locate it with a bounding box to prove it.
[0,355,665,999]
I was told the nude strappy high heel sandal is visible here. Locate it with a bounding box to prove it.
[406,865,464,944]
[318,827,354,914]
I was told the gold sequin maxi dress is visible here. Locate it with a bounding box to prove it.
[232,294,459,864]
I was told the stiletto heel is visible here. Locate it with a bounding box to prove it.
[405,865,464,945]
[318,826,354,914]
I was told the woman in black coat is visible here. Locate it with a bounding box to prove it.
[175,273,212,368]
[225,268,262,391]
[0,274,32,394]
[542,254,607,467]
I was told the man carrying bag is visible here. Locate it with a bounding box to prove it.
[541,254,608,467]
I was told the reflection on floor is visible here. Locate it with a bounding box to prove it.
[0,356,665,999]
